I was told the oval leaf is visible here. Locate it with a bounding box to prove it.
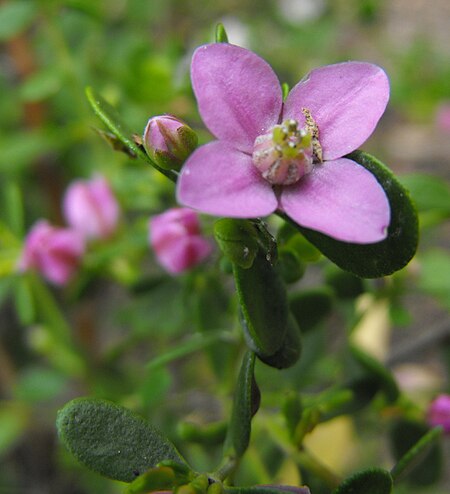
[389,419,443,486]
[333,468,393,494]
[234,253,288,356]
[224,351,259,457]
[226,486,311,494]
[285,151,418,278]
[258,314,302,369]
[57,398,186,482]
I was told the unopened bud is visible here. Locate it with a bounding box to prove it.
[143,115,198,170]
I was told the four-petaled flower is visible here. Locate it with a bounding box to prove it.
[177,43,391,243]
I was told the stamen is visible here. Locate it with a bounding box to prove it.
[302,108,323,163]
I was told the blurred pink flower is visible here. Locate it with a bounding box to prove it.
[177,43,391,243]
[436,102,450,133]
[143,114,198,170]
[63,175,120,240]
[18,220,85,285]
[149,208,212,274]
[427,394,450,433]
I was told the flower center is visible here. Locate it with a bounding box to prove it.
[252,119,314,185]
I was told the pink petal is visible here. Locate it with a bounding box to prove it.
[177,141,278,218]
[155,236,212,275]
[279,158,390,243]
[284,62,389,160]
[191,43,283,153]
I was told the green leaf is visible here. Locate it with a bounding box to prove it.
[177,420,228,446]
[418,249,450,310]
[399,173,450,214]
[389,419,443,486]
[126,466,176,494]
[85,87,176,181]
[289,288,334,333]
[284,151,418,278]
[214,219,259,269]
[224,352,259,457]
[350,345,400,403]
[0,1,36,41]
[258,314,302,369]
[234,252,288,356]
[333,468,393,494]
[57,398,187,482]
[391,425,443,483]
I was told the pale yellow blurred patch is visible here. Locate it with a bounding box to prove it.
[274,456,301,485]
[351,294,391,361]
[302,416,358,474]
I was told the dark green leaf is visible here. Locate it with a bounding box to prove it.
[258,314,302,369]
[277,247,305,284]
[284,151,418,278]
[214,219,259,269]
[389,419,443,486]
[234,252,288,356]
[289,288,334,333]
[224,352,258,457]
[57,398,186,482]
[85,87,176,181]
[350,345,400,403]
[333,468,392,494]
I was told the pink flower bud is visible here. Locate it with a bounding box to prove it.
[436,102,450,134]
[427,394,450,433]
[149,208,212,274]
[18,220,85,285]
[143,115,198,170]
[63,176,120,240]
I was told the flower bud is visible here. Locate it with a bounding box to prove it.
[63,175,120,240]
[427,394,450,433]
[143,115,198,170]
[18,220,85,285]
[149,208,212,274]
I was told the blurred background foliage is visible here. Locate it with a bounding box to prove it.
[0,0,449,493]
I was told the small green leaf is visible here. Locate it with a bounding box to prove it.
[215,23,229,43]
[57,398,187,482]
[258,314,302,369]
[284,151,418,278]
[177,420,227,446]
[277,247,305,284]
[226,486,311,494]
[333,468,393,494]
[214,219,259,269]
[389,419,443,486]
[289,288,334,333]
[224,352,259,457]
[350,345,400,403]
[0,1,36,41]
[126,466,176,494]
[85,87,176,181]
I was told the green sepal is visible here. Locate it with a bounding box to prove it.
[333,468,393,494]
[389,419,443,486]
[234,252,288,356]
[225,486,311,494]
[215,23,229,43]
[289,288,334,333]
[85,86,176,182]
[284,151,418,278]
[224,351,259,458]
[56,398,187,483]
[126,466,176,494]
[214,219,259,269]
[350,345,400,403]
[258,313,302,369]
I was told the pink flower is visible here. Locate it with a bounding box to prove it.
[427,394,450,433]
[18,220,85,285]
[177,43,391,243]
[149,208,212,274]
[143,115,198,170]
[63,176,120,240]
[436,102,450,134]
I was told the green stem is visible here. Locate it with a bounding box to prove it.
[211,455,238,482]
